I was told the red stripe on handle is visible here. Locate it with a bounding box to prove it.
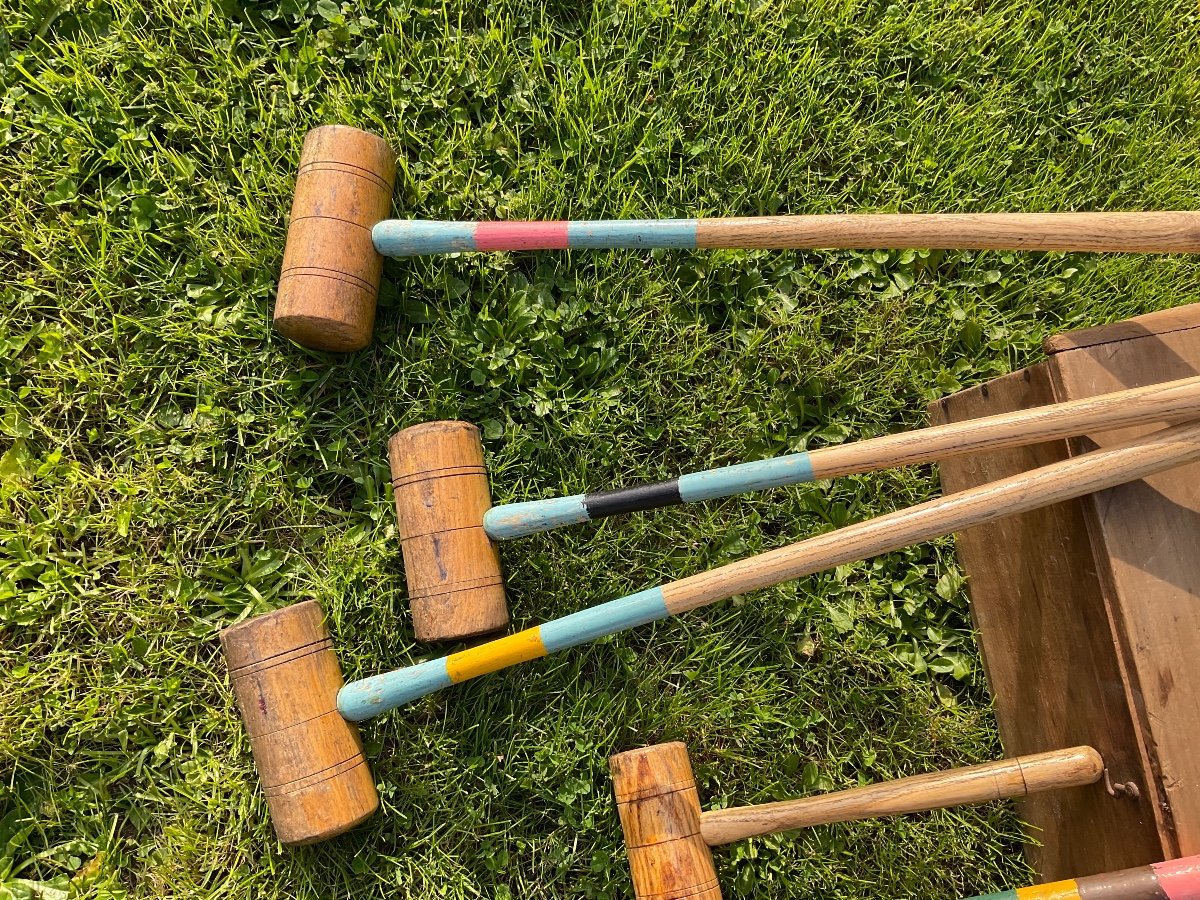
[474,221,570,251]
[1153,857,1200,899]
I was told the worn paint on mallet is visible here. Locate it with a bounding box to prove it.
[609,741,1105,900]
[481,375,1200,540]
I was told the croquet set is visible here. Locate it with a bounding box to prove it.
[220,124,1200,897]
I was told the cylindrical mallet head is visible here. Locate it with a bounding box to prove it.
[610,742,722,900]
[389,421,510,641]
[274,125,396,352]
[220,600,378,845]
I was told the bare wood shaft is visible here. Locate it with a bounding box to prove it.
[807,374,1200,480]
[699,747,1103,846]
[695,212,1200,252]
[662,419,1200,615]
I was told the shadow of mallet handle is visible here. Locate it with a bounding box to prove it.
[609,741,1105,900]
[339,417,1200,721]
[271,126,1200,352]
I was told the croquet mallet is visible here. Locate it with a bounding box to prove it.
[613,742,1200,899]
[221,418,1200,844]
[273,125,1200,352]
[390,376,1200,641]
[608,740,1106,899]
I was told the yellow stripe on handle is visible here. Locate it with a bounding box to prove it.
[698,747,1104,846]
[1014,883,1081,899]
[662,419,1200,616]
[695,212,1200,253]
[445,628,547,683]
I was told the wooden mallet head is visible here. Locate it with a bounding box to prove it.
[388,421,509,641]
[274,125,396,352]
[610,742,722,900]
[220,600,378,845]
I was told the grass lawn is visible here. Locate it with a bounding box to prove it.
[3,0,1200,897]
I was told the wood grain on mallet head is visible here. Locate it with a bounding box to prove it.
[219,600,378,845]
[610,742,723,900]
[274,125,396,352]
[389,421,509,642]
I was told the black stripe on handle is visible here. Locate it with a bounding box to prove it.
[583,479,683,519]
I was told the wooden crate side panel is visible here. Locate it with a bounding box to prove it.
[931,364,1168,879]
[1049,323,1200,857]
[1045,304,1200,354]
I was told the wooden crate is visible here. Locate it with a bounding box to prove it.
[930,304,1200,881]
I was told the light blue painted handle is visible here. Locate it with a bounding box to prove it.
[538,587,669,652]
[566,219,698,248]
[373,221,476,256]
[371,219,701,256]
[335,588,671,722]
[677,452,815,502]
[338,658,452,722]
[482,452,816,541]
[482,495,590,540]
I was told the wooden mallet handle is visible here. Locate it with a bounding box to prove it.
[337,418,1200,720]
[699,747,1103,846]
[482,374,1200,540]
[372,212,1200,256]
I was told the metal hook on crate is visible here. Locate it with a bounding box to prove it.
[1104,768,1141,800]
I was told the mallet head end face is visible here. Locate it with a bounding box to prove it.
[274,125,397,352]
[390,421,509,642]
[220,600,379,846]
[272,309,375,354]
[610,742,722,900]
